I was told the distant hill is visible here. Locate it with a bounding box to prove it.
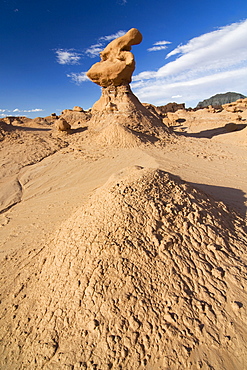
[196,92,246,108]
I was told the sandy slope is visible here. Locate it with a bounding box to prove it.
[0,112,247,369]
[0,122,246,258]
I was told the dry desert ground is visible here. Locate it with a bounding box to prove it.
[0,98,247,369]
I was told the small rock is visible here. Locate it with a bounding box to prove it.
[55,118,71,132]
[73,106,84,112]
[225,122,238,132]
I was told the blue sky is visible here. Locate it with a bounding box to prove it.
[1,0,247,118]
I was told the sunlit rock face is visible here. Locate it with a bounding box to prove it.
[86,28,170,144]
[86,28,142,87]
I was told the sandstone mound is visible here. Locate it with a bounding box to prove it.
[0,166,246,369]
[0,120,15,140]
[142,103,165,119]
[73,106,84,112]
[88,84,169,140]
[158,102,186,114]
[61,109,91,126]
[94,122,142,148]
[31,117,50,125]
[143,102,186,121]
[222,98,247,113]
[1,116,27,125]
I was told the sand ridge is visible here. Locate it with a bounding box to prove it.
[0,166,247,369]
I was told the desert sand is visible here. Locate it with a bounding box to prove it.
[0,29,247,369]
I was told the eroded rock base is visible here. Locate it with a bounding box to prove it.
[88,85,169,142]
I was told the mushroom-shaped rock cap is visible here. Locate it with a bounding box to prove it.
[86,28,142,87]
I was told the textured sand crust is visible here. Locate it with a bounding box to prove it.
[93,122,143,148]
[0,166,246,369]
[0,101,247,369]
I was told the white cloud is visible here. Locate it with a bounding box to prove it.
[154,41,171,46]
[165,21,245,59]
[99,30,126,42]
[67,30,127,84]
[133,66,247,107]
[67,72,89,84]
[0,108,44,115]
[148,45,168,52]
[23,109,44,113]
[85,31,126,58]
[57,30,126,64]
[132,19,247,107]
[85,43,104,58]
[148,40,171,52]
[55,49,81,65]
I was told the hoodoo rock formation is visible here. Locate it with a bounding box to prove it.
[86,28,169,143]
[86,28,142,87]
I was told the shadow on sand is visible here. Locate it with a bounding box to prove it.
[190,182,247,219]
[3,124,51,132]
[70,126,88,134]
[174,123,247,139]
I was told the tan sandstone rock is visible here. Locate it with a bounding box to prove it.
[157,102,186,114]
[73,106,84,112]
[60,109,91,126]
[86,28,142,87]
[88,84,170,142]
[2,116,26,125]
[86,29,169,144]
[222,98,247,113]
[166,112,179,125]
[55,118,71,132]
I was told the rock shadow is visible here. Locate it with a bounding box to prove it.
[70,126,88,134]
[189,182,247,219]
[176,118,186,124]
[130,128,160,143]
[2,124,51,132]
[147,170,246,218]
[175,123,247,139]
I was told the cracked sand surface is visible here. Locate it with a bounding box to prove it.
[0,166,247,369]
[0,110,247,369]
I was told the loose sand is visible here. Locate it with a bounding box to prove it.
[0,107,246,369]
